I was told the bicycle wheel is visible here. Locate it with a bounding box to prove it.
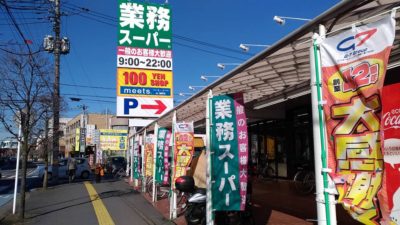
[177,193,188,216]
[146,178,154,198]
[293,170,314,194]
[261,166,275,180]
[157,186,169,199]
[303,172,315,194]
[114,168,125,178]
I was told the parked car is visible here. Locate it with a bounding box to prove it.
[33,157,91,180]
[105,156,126,175]
[0,157,37,170]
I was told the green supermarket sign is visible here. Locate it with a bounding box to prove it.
[118,0,172,50]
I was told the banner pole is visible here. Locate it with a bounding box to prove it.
[142,129,147,193]
[310,26,336,225]
[318,24,337,225]
[133,132,137,185]
[170,110,177,219]
[310,33,327,225]
[206,90,214,225]
[152,123,159,203]
[133,133,138,188]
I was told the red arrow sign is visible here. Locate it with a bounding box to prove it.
[141,100,167,114]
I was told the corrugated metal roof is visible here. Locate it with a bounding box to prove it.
[138,0,400,133]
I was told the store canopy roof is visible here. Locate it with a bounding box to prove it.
[139,0,400,133]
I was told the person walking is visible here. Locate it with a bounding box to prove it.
[95,163,104,183]
[67,154,77,183]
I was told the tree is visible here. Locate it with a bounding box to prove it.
[0,49,53,219]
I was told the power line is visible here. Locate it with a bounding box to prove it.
[61,2,251,58]
[63,93,114,99]
[173,41,246,61]
[1,0,54,94]
[68,98,115,103]
[60,83,114,90]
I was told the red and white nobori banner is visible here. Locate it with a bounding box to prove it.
[380,83,400,224]
[163,130,172,184]
[320,15,395,224]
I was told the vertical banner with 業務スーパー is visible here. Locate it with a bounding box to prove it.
[144,134,154,177]
[133,135,140,179]
[320,15,395,224]
[211,93,248,211]
[155,127,168,183]
[172,122,194,188]
[116,0,173,118]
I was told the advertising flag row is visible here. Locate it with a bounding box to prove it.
[116,0,173,118]
[131,93,249,212]
[141,122,194,186]
[319,14,396,224]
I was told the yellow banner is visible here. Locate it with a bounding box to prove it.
[145,142,154,177]
[117,68,173,97]
[99,129,128,151]
[75,128,80,151]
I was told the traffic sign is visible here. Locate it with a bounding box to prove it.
[117,96,173,117]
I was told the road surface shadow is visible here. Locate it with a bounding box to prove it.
[25,188,139,219]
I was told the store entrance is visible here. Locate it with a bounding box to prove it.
[250,120,288,179]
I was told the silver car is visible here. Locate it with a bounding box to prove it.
[34,157,91,180]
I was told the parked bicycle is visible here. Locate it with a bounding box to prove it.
[257,154,275,180]
[293,163,315,195]
[113,167,126,179]
[145,176,169,200]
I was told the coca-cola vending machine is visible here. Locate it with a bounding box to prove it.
[380,82,400,223]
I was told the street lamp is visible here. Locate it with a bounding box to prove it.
[239,44,270,52]
[178,92,194,97]
[200,75,221,81]
[188,85,206,91]
[217,63,241,70]
[273,16,311,25]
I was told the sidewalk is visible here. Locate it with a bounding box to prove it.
[138,178,362,225]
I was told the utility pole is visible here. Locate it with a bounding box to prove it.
[51,0,61,184]
[80,104,88,157]
[44,0,69,183]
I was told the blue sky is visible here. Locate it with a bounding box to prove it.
[0,0,340,139]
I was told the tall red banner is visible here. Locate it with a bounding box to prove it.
[320,15,395,224]
[172,122,194,189]
[380,83,400,224]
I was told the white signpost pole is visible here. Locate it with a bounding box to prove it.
[170,111,177,219]
[152,123,159,202]
[206,90,214,225]
[12,124,22,214]
[142,129,147,193]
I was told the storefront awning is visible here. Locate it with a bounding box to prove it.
[138,0,400,133]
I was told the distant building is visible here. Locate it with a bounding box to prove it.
[59,118,72,155]
[63,113,130,159]
[64,113,113,156]
[0,139,18,158]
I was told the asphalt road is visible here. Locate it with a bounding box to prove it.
[0,167,84,208]
[0,169,43,208]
